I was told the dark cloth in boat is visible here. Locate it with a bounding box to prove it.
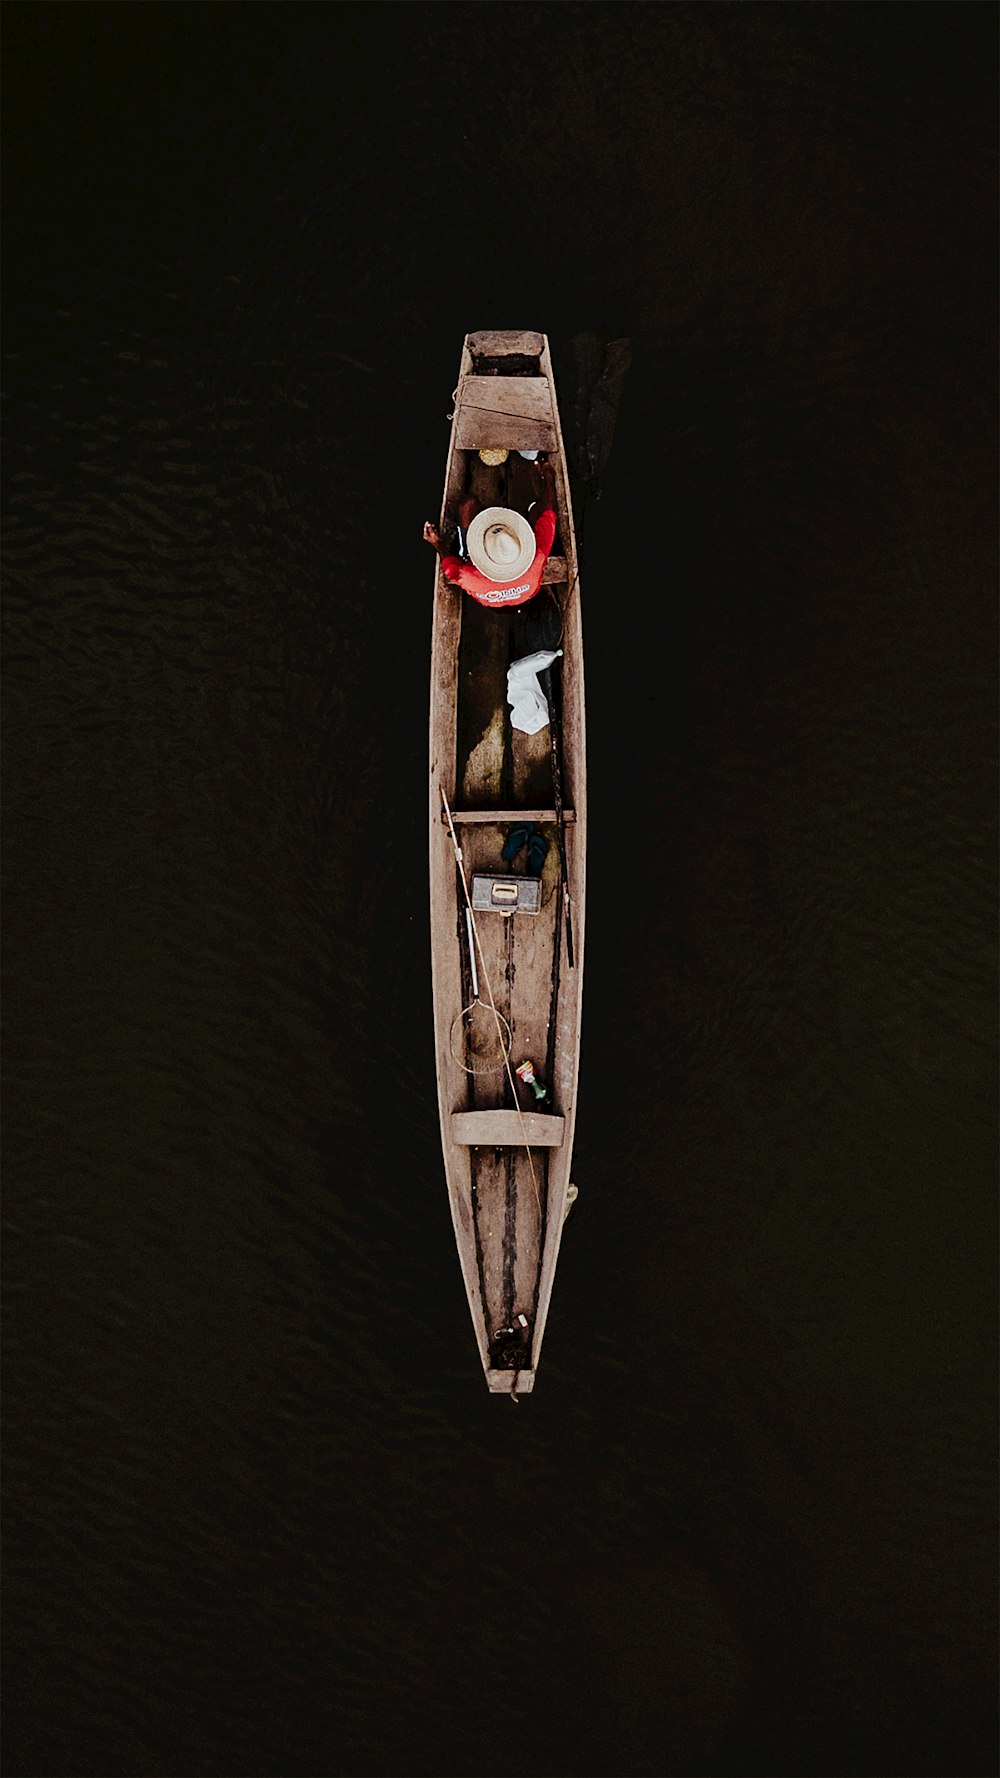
[439,507,556,609]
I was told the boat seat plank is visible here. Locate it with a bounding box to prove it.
[469,330,544,357]
[456,411,556,453]
[462,377,554,421]
[443,807,576,825]
[456,377,556,454]
[451,1111,565,1148]
[440,556,566,587]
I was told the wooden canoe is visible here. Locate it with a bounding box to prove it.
[429,330,586,1396]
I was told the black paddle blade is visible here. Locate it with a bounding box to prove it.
[560,332,605,484]
[556,333,633,494]
[586,338,632,496]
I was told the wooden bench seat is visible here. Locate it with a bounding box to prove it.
[455,376,556,453]
[442,807,576,825]
[451,1110,565,1148]
[439,556,567,592]
[468,330,545,357]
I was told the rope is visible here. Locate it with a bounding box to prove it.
[440,787,542,1234]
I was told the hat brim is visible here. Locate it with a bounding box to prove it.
[465,507,536,583]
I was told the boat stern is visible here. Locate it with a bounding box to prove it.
[486,1367,536,1397]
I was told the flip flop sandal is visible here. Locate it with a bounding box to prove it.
[501,823,533,863]
[525,833,549,877]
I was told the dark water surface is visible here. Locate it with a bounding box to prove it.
[3,6,996,1775]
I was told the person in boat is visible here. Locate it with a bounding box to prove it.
[422,453,557,609]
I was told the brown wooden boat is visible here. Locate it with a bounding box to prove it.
[429,330,585,1396]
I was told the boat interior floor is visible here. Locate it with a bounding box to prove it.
[452,531,570,1368]
[438,366,579,1383]
[453,454,564,814]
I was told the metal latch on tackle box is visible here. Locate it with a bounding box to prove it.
[470,873,542,916]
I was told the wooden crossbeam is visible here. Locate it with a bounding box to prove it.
[451,1111,565,1148]
[441,807,576,825]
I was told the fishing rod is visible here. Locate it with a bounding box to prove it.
[541,646,575,970]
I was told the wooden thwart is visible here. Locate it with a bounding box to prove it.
[455,376,556,453]
[469,330,544,357]
[462,377,553,421]
[442,807,576,825]
[456,413,556,453]
[451,1110,565,1148]
[439,554,566,590]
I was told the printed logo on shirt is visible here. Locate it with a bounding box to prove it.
[485,583,532,602]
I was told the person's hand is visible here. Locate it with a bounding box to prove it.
[423,521,441,547]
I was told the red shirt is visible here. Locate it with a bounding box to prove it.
[440,508,557,608]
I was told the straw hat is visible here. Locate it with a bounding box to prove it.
[465,507,536,583]
[478,447,509,466]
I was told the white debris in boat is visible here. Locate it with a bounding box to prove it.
[506,649,562,735]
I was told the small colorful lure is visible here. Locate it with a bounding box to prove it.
[516,1058,549,1103]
